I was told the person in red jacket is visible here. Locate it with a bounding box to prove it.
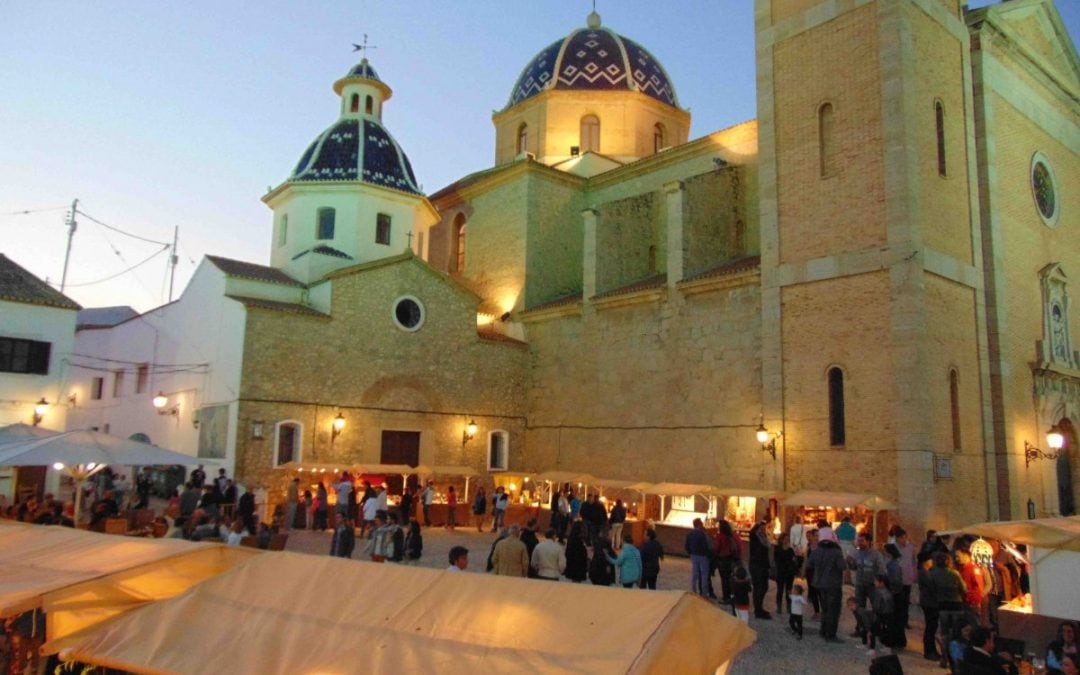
[956,548,982,629]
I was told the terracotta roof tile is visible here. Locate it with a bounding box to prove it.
[523,291,583,313]
[681,255,760,283]
[0,254,80,310]
[206,256,304,287]
[591,273,667,301]
[226,295,328,317]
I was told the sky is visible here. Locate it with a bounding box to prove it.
[1,1,1077,313]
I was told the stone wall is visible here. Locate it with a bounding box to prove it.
[595,192,663,293]
[683,167,747,274]
[234,256,528,506]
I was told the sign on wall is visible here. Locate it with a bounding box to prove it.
[197,405,229,459]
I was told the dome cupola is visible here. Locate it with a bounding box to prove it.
[492,12,689,169]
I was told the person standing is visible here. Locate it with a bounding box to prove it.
[520,517,540,577]
[336,473,352,518]
[445,485,458,530]
[548,488,562,536]
[531,528,566,581]
[491,525,529,577]
[360,486,379,538]
[639,528,664,589]
[421,480,435,526]
[684,518,712,597]
[805,528,846,642]
[956,548,983,629]
[491,486,509,532]
[135,467,154,510]
[557,490,571,541]
[606,532,642,589]
[399,485,415,525]
[190,465,206,489]
[848,532,885,610]
[789,583,807,640]
[609,499,627,553]
[894,527,917,632]
[714,519,742,605]
[472,487,487,532]
[564,521,589,583]
[403,519,423,564]
[329,512,355,558]
[835,515,857,559]
[237,485,257,535]
[748,519,773,619]
[918,553,942,661]
[589,536,615,586]
[774,533,798,614]
[285,478,299,531]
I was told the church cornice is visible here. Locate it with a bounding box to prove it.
[492,87,690,124]
[430,156,585,207]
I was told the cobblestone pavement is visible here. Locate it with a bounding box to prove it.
[285,526,941,674]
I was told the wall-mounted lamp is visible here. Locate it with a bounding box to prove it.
[332,413,346,441]
[67,392,77,408]
[1027,498,1037,520]
[32,398,49,426]
[1024,424,1065,467]
[755,415,781,460]
[152,391,179,417]
[463,419,478,447]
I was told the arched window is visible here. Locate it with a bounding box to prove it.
[350,94,360,113]
[488,430,509,471]
[273,421,303,467]
[949,368,961,451]
[517,123,529,155]
[827,366,846,446]
[365,95,374,115]
[454,213,467,272]
[317,207,335,240]
[818,102,836,178]
[580,115,600,153]
[935,100,947,177]
[654,123,666,153]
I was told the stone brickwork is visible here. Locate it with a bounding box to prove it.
[683,168,747,274]
[234,255,528,506]
[595,192,662,293]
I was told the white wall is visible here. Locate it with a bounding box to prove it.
[68,259,247,478]
[1030,547,1080,620]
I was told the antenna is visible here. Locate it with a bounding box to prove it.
[59,198,78,294]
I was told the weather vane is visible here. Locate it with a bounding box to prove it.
[352,34,377,59]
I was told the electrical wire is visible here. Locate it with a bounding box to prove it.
[76,208,171,246]
[61,245,169,287]
[1,205,69,216]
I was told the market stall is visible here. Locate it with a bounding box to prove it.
[49,551,757,674]
[781,490,896,543]
[589,478,653,545]
[707,487,785,544]
[643,483,715,555]
[413,465,482,526]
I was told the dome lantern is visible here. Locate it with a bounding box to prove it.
[334,58,392,121]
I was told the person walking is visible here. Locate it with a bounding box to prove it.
[805,527,846,642]
[606,532,642,588]
[685,518,712,597]
[639,528,664,590]
[491,486,509,532]
[748,518,773,619]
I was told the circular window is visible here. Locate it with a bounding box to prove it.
[1031,153,1059,226]
[392,296,425,332]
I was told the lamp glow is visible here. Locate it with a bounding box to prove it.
[1047,425,1065,450]
[53,462,65,470]
[756,425,770,444]
[34,398,49,416]
[333,414,346,433]
[152,392,168,409]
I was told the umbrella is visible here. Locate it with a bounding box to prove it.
[0,423,61,445]
[954,516,1080,552]
[0,429,200,521]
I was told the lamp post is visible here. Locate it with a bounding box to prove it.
[31,398,49,426]
[1024,424,1065,467]
[462,419,477,448]
[755,415,780,460]
[331,413,345,447]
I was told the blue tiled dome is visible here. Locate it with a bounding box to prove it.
[344,59,381,83]
[290,118,420,194]
[508,14,679,109]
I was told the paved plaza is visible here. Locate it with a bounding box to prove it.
[285,526,940,674]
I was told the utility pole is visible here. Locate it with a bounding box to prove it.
[59,198,78,294]
[167,226,179,302]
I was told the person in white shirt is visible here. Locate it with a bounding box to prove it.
[336,475,352,517]
[531,528,567,580]
[447,545,469,572]
[422,481,435,527]
[375,484,388,512]
[361,490,379,537]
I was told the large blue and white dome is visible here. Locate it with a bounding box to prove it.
[290,117,420,194]
[507,12,679,110]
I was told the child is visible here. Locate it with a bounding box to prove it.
[789,583,806,639]
[732,566,752,623]
[848,596,876,649]
[870,573,896,656]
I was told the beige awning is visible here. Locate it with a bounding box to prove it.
[0,523,255,626]
[952,516,1080,552]
[707,487,784,499]
[353,463,418,476]
[51,552,756,673]
[644,482,714,497]
[591,477,651,490]
[414,465,480,478]
[534,470,597,484]
[782,490,894,509]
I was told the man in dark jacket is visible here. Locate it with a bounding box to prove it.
[749,519,773,619]
[237,487,257,535]
[329,512,355,558]
[685,518,712,597]
[806,529,846,641]
[520,518,540,578]
[639,528,664,589]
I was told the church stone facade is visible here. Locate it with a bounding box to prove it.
[67,0,1078,532]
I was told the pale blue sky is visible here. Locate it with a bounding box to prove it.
[1,1,1076,311]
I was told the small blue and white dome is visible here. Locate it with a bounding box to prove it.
[507,12,679,110]
[289,58,421,195]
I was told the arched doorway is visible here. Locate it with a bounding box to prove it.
[1056,418,1076,516]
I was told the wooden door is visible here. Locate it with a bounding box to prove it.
[380,431,420,494]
